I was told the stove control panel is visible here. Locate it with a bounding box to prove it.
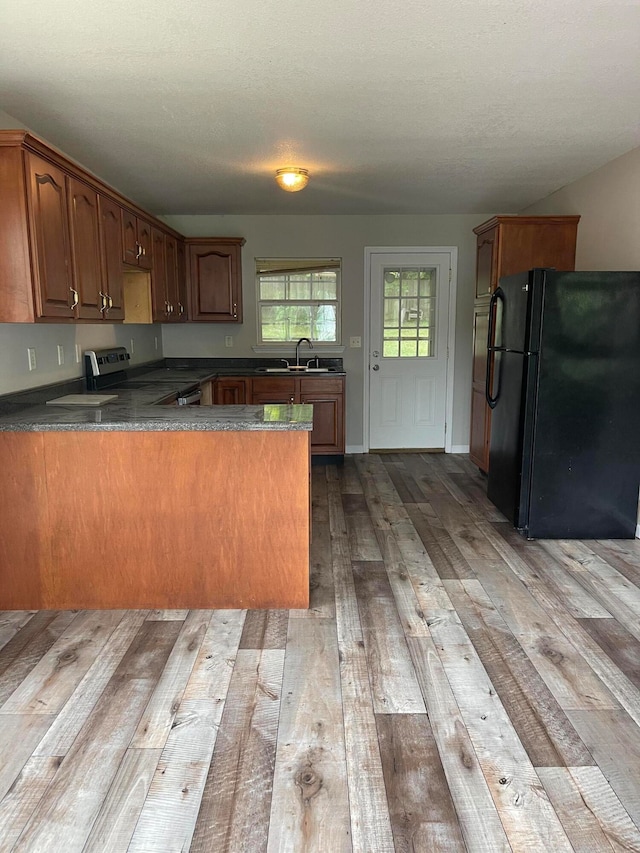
[85,347,131,378]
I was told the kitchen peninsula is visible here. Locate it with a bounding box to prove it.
[0,388,312,611]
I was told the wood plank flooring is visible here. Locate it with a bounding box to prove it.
[1,452,640,852]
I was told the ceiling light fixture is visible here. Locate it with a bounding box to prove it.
[275,167,310,192]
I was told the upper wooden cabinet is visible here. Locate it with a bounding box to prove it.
[473,215,580,294]
[122,210,152,270]
[67,177,104,320]
[97,195,125,321]
[187,238,245,323]
[26,153,76,319]
[0,130,184,323]
[469,215,580,472]
[176,240,188,321]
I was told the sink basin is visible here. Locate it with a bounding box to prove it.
[263,367,335,373]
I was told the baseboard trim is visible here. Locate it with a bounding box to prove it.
[450,444,470,454]
[345,445,365,454]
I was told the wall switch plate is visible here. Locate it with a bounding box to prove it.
[75,344,82,363]
[225,335,233,348]
[154,336,159,351]
[350,336,362,348]
[27,347,37,371]
[57,345,65,366]
[129,338,135,355]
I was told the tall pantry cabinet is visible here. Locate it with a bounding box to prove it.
[470,215,580,472]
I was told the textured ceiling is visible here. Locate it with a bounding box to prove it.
[1,0,639,215]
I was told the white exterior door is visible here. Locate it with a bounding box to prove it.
[368,250,452,450]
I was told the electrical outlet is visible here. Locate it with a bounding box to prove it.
[27,347,37,371]
[225,335,233,348]
[57,345,65,366]
[154,336,159,351]
[130,338,135,355]
[75,344,82,363]
[350,336,362,348]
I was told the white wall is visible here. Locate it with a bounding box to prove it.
[0,324,161,394]
[160,214,491,449]
[520,146,640,270]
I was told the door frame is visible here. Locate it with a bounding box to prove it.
[363,246,458,453]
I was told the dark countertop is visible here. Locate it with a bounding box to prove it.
[0,370,309,433]
[0,357,346,432]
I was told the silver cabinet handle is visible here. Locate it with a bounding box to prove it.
[372,364,380,371]
[178,302,184,315]
[69,287,79,309]
[108,295,113,310]
[165,301,171,316]
[135,241,143,259]
[98,292,107,313]
[232,302,237,319]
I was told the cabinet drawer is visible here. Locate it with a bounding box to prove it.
[298,377,343,395]
[250,377,296,395]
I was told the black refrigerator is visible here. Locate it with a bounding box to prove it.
[486,268,640,539]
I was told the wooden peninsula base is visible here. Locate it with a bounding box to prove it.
[0,430,310,610]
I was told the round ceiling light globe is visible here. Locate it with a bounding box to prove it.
[275,167,310,192]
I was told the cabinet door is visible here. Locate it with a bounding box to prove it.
[469,305,490,472]
[165,234,179,320]
[67,177,104,319]
[97,195,124,320]
[151,227,168,321]
[469,386,490,472]
[137,220,152,270]
[121,209,139,266]
[214,378,248,405]
[475,228,498,297]
[26,153,75,319]
[176,240,188,320]
[299,377,345,453]
[250,377,296,405]
[122,212,152,270]
[188,241,242,322]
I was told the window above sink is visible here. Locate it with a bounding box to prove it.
[255,258,341,347]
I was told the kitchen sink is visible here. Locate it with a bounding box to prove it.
[261,367,336,373]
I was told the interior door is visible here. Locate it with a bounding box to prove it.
[368,251,451,449]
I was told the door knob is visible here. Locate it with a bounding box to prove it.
[372,364,380,371]
[372,350,379,357]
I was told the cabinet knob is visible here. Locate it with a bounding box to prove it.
[290,396,295,403]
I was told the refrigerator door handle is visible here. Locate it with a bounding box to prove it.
[485,288,504,409]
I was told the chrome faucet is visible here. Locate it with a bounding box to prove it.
[295,337,313,367]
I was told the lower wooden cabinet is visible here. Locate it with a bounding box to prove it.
[469,303,491,471]
[209,375,345,455]
[299,378,345,454]
[214,378,249,405]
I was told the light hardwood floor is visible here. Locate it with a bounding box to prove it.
[1,453,640,852]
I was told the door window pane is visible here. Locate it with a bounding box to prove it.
[382,266,437,357]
